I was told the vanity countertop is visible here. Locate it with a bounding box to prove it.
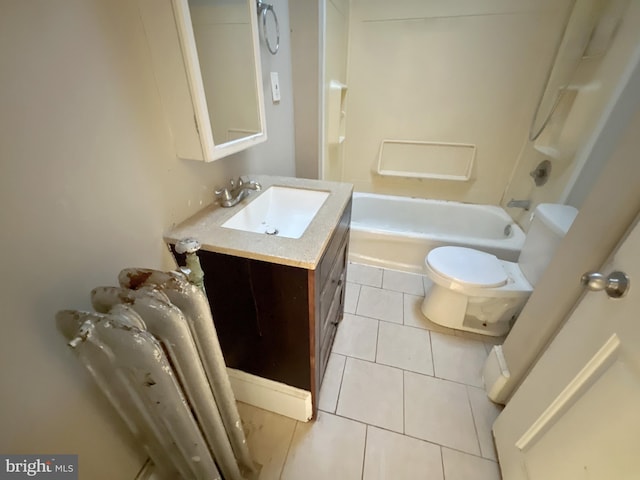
[164,175,353,269]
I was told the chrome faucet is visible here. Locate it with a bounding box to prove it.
[215,176,261,207]
[507,199,531,210]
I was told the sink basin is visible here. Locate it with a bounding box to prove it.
[221,186,330,239]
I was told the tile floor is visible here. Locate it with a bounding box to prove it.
[237,263,504,480]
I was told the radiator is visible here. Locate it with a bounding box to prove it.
[57,269,257,480]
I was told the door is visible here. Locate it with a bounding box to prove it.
[494,213,640,479]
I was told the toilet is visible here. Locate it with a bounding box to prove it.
[421,203,578,336]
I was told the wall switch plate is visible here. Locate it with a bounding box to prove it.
[270,72,281,103]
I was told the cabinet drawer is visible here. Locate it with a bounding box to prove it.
[319,282,343,381]
[319,235,348,323]
[320,272,345,339]
[317,200,351,289]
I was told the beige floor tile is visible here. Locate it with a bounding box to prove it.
[347,263,384,287]
[467,386,502,461]
[318,353,346,413]
[363,426,443,480]
[431,332,488,387]
[236,402,297,480]
[344,282,361,314]
[403,293,457,334]
[337,358,404,433]
[442,448,501,480]
[332,314,378,361]
[382,270,425,295]
[376,322,434,376]
[281,411,366,480]
[404,372,480,455]
[357,286,403,324]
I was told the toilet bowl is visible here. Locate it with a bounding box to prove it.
[421,203,578,336]
[421,246,532,336]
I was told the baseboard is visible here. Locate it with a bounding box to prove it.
[482,345,511,405]
[134,459,155,480]
[227,368,313,422]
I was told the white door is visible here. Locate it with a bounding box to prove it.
[494,214,640,479]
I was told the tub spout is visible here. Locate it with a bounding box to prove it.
[507,199,530,210]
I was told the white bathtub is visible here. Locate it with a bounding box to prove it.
[349,193,525,273]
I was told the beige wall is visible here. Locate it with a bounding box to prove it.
[341,0,571,203]
[0,0,294,478]
[504,0,640,224]
[496,24,640,401]
[290,0,321,179]
[501,54,640,401]
[322,0,350,181]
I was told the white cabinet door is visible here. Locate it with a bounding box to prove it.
[494,214,640,479]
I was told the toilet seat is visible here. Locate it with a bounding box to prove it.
[426,246,508,288]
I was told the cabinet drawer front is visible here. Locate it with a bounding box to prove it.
[320,272,345,337]
[319,282,343,382]
[318,200,351,289]
[319,235,348,322]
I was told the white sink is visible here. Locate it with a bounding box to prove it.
[221,186,330,239]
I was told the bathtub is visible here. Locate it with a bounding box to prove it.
[349,193,525,274]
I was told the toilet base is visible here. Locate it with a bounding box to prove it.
[420,284,527,337]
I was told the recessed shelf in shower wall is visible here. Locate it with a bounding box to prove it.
[328,81,347,145]
[532,87,579,161]
[376,139,476,181]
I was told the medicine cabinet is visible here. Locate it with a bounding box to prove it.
[139,0,267,162]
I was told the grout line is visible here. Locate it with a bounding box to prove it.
[335,353,483,389]
[374,320,380,361]
[347,311,405,327]
[428,328,436,377]
[441,444,500,464]
[278,420,299,480]
[334,354,348,414]
[353,283,361,314]
[465,385,484,459]
[324,409,492,461]
[360,425,369,480]
[440,444,446,479]
[402,370,406,435]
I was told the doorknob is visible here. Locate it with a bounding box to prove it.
[581,271,630,298]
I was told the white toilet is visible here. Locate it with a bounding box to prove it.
[421,203,578,336]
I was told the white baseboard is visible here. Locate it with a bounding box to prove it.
[134,459,155,480]
[482,345,511,405]
[227,368,313,422]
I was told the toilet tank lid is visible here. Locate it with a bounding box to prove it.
[534,204,579,236]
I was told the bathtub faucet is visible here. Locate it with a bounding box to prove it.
[215,176,261,207]
[507,199,531,211]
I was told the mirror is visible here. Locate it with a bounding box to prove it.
[172,0,267,161]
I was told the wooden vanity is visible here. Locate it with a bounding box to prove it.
[165,176,353,417]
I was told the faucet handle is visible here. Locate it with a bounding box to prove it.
[237,176,249,186]
[214,187,232,201]
[238,176,261,190]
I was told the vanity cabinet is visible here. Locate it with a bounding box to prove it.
[171,199,351,415]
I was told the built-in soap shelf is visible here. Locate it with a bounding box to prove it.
[328,81,347,145]
[532,87,579,161]
[376,139,476,181]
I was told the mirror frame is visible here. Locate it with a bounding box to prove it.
[172,0,268,161]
